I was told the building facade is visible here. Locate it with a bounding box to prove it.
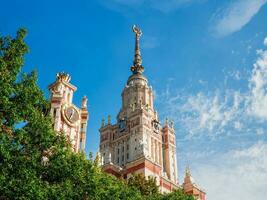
[99,25,179,193]
[48,72,88,152]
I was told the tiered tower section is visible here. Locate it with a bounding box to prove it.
[48,72,88,152]
[99,25,178,192]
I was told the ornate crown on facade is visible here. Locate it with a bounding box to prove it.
[56,72,71,82]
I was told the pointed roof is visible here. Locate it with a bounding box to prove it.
[130,25,144,74]
[48,72,77,91]
[185,166,196,184]
[183,166,204,191]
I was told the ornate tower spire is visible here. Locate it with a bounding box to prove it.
[185,166,191,177]
[131,25,144,74]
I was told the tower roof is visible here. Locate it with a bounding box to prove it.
[57,72,71,82]
[183,166,205,193]
[48,72,77,92]
[130,25,144,74]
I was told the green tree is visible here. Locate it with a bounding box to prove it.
[128,173,159,196]
[0,28,80,199]
[162,189,195,200]
[145,189,195,200]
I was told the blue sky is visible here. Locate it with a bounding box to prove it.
[1,0,267,199]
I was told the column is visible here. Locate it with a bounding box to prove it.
[124,140,126,165]
[151,137,154,161]
[153,139,156,163]
[159,141,162,167]
[155,141,158,164]
[114,143,118,165]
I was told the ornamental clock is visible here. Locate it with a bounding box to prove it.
[61,104,80,126]
[119,118,126,132]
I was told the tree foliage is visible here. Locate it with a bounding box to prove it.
[128,173,159,196]
[0,29,194,200]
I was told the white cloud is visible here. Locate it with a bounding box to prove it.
[161,38,267,200]
[234,121,242,130]
[211,0,267,37]
[194,142,267,200]
[264,37,267,46]
[229,70,241,80]
[159,88,245,137]
[248,48,267,119]
[158,37,267,138]
[256,128,265,135]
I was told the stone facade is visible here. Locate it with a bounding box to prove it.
[48,72,88,152]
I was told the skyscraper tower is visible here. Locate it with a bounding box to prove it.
[99,25,178,192]
[48,72,88,152]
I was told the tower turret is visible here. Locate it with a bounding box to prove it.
[182,166,206,200]
[48,72,89,152]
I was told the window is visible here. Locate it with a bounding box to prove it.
[80,124,84,132]
[53,109,57,118]
[117,157,119,164]
[117,148,119,154]
[127,153,129,160]
[67,93,71,102]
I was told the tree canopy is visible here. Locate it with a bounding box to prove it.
[0,29,194,200]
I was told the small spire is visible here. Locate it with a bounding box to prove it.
[108,115,111,125]
[185,165,191,177]
[101,118,105,127]
[165,117,169,126]
[131,25,144,74]
[82,96,87,108]
[170,120,174,129]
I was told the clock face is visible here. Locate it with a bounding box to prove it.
[119,119,126,132]
[63,105,79,124]
[152,120,160,132]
